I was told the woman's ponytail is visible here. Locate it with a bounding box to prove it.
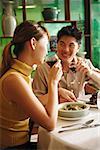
[0,21,49,77]
[0,42,13,77]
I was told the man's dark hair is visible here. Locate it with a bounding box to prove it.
[57,26,82,44]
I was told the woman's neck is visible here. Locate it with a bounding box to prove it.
[18,54,33,67]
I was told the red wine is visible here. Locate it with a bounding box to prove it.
[46,60,57,67]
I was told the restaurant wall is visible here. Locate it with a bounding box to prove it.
[0,6,42,63]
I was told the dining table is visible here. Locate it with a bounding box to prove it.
[37,105,100,150]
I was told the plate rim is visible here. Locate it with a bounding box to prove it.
[58,102,89,112]
[58,114,88,121]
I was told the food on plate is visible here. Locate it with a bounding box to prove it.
[62,103,86,111]
[58,102,90,118]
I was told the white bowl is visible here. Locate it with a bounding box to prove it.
[58,102,90,118]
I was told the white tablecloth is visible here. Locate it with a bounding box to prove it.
[38,108,100,150]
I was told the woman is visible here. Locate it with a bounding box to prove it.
[0,21,62,149]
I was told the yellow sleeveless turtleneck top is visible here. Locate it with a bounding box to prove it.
[0,59,33,148]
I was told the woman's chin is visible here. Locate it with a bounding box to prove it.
[36,58,45,65]
[38,60,44,65]
[41,59,44,64]
[34,62,42,66]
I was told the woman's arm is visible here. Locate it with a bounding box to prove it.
[38,94,48,105]
[2,61,62,131]
[32,63,49,105]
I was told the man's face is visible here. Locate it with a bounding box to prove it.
[57,35,79,63]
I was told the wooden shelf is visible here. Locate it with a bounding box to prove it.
[44,20,77,26]
[44,20,76,23]
[0,36,13,38]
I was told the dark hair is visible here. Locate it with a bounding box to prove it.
[57,26,82,44]
[0,21,49,77]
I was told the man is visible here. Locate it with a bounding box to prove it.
[32,26,100,105]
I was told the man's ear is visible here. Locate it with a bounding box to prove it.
[30,37,37,50]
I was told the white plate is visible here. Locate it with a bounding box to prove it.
[58,102,90,119]
[58,115,88,121]
[88,104,97,108]
[77,94,92,102]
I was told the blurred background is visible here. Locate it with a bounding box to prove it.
[0,0,100,68]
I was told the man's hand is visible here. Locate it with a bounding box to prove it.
[58,88,77,103]
[76,60,91,76]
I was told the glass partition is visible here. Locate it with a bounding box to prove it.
[91,1,100,68]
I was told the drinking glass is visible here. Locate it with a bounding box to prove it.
[45,53,58,67]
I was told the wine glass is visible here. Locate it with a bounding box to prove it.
[45,53,58,67]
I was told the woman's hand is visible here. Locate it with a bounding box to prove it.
[58,87,77,103]
[49,60,63,83]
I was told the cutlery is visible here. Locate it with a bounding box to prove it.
[61,119,94,128]
[58,123,100,133]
